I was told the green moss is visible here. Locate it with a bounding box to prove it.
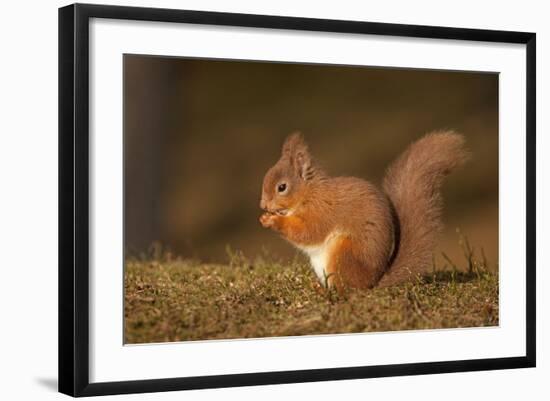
[124,256,498,344]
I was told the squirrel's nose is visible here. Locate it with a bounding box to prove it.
[260,199,267,211]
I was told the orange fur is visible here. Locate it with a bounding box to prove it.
[260,213,312,245]
[260,131,468,289]
[325,236,378,290]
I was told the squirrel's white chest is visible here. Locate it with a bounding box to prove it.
[296,232,341,284]
[298,244,329,283]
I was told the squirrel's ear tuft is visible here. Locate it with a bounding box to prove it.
[281,131,315,180]
[282,131,306,158]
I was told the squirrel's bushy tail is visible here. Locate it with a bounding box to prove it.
[378,131,469,287]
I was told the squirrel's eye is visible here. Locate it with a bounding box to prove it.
[277,183,287,193]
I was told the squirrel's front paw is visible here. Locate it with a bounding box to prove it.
[259,212,277,228]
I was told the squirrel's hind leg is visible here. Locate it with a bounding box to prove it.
[326,237,378,290]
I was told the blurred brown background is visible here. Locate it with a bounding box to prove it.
[124,55,498,268]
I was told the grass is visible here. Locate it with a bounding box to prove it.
[124,242,498,344]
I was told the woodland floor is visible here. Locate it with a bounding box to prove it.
[124,246,498,344]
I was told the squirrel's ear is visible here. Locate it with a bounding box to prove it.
[281,131,315,181]
[295,148,315,181]
[282,131,305,158]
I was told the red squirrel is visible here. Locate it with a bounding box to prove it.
[259,131,468,290]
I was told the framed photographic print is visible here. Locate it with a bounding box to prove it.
[58,3,536,397]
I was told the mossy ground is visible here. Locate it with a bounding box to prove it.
[124,246,498,344]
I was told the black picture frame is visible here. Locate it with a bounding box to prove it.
[58,3,536,397]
